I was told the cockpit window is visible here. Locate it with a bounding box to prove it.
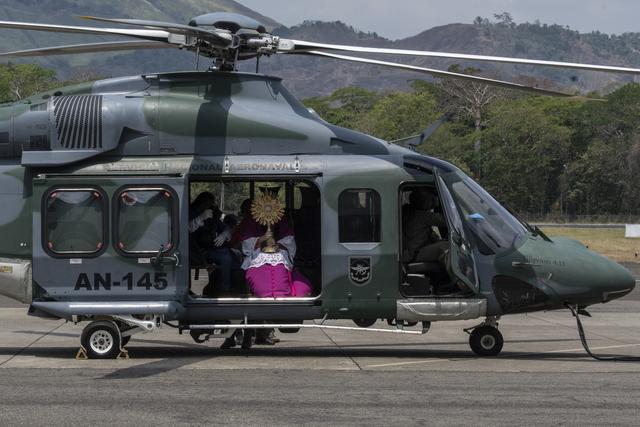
[445,174,527,254]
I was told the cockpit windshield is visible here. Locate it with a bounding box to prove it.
[443,172,528,255]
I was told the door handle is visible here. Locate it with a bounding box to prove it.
[151,246,181,268]
[165,252,181,267]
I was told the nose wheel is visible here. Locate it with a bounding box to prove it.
[465,317,504,357]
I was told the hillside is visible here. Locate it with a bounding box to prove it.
[1,4,640,97]
[0,0,280,29]
[258,20,640,97]
[0,0,281,79]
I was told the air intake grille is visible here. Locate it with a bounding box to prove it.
[53,96,103,149]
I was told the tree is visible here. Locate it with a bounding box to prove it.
[561,84,640,216]
[493,12,515,28]
[420,122,476,175]
[438,65,505,173]
[357,90,439,141]
[303,87,380,129]
[479,97,573,214]
[563,138,629,215]
[0,63,56,102]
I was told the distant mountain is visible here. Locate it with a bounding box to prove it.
[0,0,280,29]
[1,3,640,98]
[0,0,281,79]
[259,20,640,97]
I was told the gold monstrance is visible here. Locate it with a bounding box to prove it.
[251,193,285,253]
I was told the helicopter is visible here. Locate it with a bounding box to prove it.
[0,12,637,359]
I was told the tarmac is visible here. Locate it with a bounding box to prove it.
[1,271,640,425]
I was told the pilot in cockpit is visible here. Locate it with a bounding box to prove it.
[402,189,448,264]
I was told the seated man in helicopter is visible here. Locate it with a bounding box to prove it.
[189,192,234,297]
[402,189,449,265]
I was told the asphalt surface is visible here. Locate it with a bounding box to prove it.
[1,272,640,426]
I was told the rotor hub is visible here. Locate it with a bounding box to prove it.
[186,12,278,70]
[189,12,266,34]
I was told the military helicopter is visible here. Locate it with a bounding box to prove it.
[0,12,637,359]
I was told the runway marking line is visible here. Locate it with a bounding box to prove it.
[362,343,640,368]
[363,359,452,369]
[0,321,65,368]
[527,314,629,344]
[512,342,640,357]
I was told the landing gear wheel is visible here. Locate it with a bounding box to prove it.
[81,321,122,359]
[469,326,503,357]
[353,319,377,328]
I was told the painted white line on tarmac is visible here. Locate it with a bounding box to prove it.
[512,343,640,358]
[543,343,640,354]
[363,359,451,369]
[364,343,640,368]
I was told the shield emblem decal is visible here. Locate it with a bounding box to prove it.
[349,257,371,285]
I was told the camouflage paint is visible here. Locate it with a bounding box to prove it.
[0,164,32,257]
[0,71,634,323]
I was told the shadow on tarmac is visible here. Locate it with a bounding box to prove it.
[0,340,621,366]
[14,330,205,349]
[99,357,212,380]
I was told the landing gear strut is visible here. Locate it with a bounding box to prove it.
[78,315,160,359]
[465,317,504,357]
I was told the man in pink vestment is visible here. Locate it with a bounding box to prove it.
[239,214,312,298]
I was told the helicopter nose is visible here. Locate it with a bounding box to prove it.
[598,260,636,303]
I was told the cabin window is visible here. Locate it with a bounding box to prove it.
[338,189,381,243]
[44,188,106,256]
[115,188,176,255]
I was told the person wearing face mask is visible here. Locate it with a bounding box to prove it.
[189,192,234,296]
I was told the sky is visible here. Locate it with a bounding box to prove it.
[238,0,640,40]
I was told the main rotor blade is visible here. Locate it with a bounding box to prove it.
[0,41,171,58]
[0,20,170,42]
[302,51,579,97]
[280,39,640,76]
[81,16,232,45]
